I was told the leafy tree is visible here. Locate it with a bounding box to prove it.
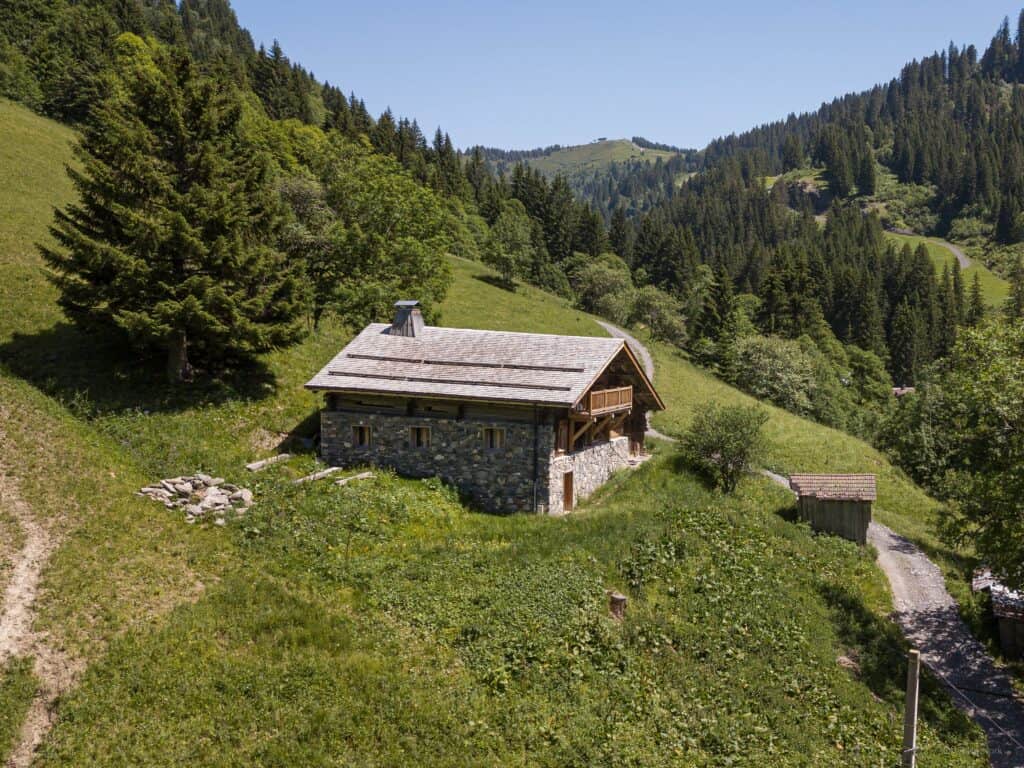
[319,136,453,327]
[630,285,686,345]
[729,335,817,416]
[932,323,1024,589]
[680,403,769,493]
[483,199,534,288]
[573,253,635,325]
[41,34,305,381]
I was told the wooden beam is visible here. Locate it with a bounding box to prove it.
[593,414,613,440]
[607,411,629,433]
[571,418,594,445]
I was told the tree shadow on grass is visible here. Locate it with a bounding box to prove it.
[817,581,978,740]
[0,322,277,416]
[472,273,517,293]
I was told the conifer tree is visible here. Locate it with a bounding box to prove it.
[42,34,304,381]
[1006,254,1024,319]
[889,300,922,386]
[966,273,986,326]
[952,258,965,323]
[857,151,876,196]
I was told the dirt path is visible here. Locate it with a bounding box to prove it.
[594,320,676,442]
[0,457,77,768]
[869,523,1024,766]
[762,469,1024,766]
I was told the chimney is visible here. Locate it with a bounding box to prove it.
[390,300,425,337]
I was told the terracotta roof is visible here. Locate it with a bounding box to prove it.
[789,474,877,501]
[306,323,664,409]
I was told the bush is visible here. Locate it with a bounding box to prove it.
[680,403,769,493]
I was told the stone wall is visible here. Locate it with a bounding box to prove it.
[321,409,555,513]
[547,436,632,516]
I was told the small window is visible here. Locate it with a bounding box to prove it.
[556,420,569,453]
[483,427,506,449]
[352,425,371,448]
[410,426,431,448]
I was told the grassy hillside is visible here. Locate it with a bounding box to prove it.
[522,139,677,179]
[885,232,1009,306]
[0,99,988,765]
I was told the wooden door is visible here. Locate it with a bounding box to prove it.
[563,471,574,513]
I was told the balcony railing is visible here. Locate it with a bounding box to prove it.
[584,385,633,416]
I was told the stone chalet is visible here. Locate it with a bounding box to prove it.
[305,301,665,514]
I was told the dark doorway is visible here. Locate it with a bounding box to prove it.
[563,471,574,513]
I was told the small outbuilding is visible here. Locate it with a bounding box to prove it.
[788,474,876,545]
[972,568,1024,659]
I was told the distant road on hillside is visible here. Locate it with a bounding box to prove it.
[887,227,971,269]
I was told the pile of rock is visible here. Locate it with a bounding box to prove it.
[137,473,254,525]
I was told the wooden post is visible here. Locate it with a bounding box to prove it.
[902,648,920,768]
[607,591,627,620]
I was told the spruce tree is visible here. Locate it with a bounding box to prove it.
[1006,254,1024,319]
[967,273,986,326]
[952,258,965,323]
[42,34,304,381]
[857,151,876,196]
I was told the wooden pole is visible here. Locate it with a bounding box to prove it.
[902,648,920,768]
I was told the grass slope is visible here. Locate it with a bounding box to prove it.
[0,99,988,764]
[885,232,1009,307]
[523,139,676,180]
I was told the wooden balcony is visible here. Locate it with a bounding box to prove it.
[581,385,632,416]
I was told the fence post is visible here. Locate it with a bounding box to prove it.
[902,648,920,768]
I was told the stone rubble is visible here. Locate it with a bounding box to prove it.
[137,473,253,525]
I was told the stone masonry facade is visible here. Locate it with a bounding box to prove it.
[321,410,555,513]
[321,410,633,515]
[547,436,632,516]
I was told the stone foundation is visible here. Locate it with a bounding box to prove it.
[547,436,632,516]
[321,410,554,513]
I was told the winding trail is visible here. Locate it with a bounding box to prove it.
[0,451,77,767]
[597,319,1024,765]
[594,320,676,442]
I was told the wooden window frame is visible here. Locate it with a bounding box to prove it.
[482,427,506,450]
[409,425,431,449]
[352,424,372,449]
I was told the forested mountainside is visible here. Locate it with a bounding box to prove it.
[577,14,1024,247]
[476,139,701,218]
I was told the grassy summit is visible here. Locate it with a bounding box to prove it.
[523,139,677,180]
[0,99,987,765]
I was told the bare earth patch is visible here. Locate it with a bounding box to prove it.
[0,454,81,768]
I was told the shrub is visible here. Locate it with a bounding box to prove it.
[680,403,769,493]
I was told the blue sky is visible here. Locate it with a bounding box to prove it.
[232,1,1022,150]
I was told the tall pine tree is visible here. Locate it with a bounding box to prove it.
[42,34,304,381]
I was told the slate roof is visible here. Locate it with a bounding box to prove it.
[972,568,1024,621]
[789,474,877,502]
[306,323,663,408]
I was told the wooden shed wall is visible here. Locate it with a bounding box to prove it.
[797,497,871,546]
[999,617,1024,660]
